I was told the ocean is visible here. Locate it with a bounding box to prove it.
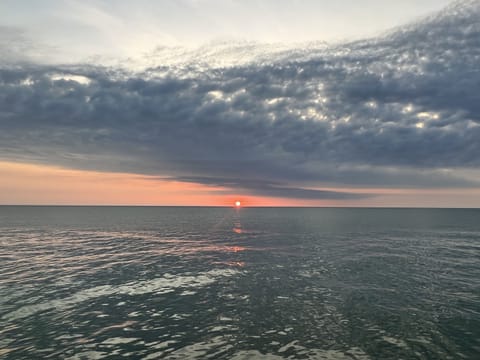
[0,207,479,359]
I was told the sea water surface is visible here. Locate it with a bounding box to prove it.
[0,206,479,359]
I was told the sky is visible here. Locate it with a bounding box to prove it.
[1,0,480,207]
[0,0,453,61]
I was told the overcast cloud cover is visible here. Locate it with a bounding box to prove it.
[1,0,479,200]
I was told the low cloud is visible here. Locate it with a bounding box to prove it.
[174,176,370,200]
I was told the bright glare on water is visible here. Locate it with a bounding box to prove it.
[0,207,479,359]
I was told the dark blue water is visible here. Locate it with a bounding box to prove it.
[1,207,479,359]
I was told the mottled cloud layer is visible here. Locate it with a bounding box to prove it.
[1,0,479,200]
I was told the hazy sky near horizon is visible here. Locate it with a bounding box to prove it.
[1,0,480,207]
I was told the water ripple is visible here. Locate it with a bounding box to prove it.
[1,207,479,359]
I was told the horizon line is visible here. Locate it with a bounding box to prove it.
[0,205,479,210]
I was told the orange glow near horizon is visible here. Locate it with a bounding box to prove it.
[1,160,480,207]
[0,160,320,206]
[0,161,226,206]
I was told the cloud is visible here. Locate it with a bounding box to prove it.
[173,176,370,200]
[0,26,35,64]
[0,26,57,65]
[1,0,479,199]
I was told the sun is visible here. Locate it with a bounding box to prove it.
[235,201,241,207]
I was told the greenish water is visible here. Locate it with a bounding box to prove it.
[1,207,479,359]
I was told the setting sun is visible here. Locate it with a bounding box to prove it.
[235,201,241,207]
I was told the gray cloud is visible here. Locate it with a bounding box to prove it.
[173,176,370,200]
[1,0,480,199]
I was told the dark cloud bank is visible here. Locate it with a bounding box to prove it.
[1,0,480,200]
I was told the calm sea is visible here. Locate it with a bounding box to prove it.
[0,207,479,359]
